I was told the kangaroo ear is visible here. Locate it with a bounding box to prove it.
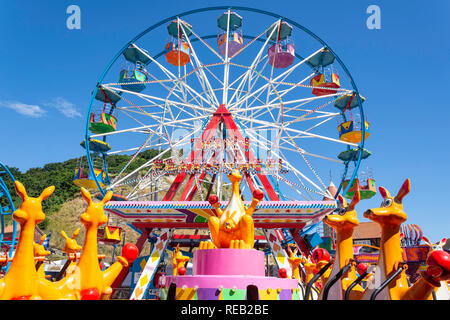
[337,194,347,207]
[379,186,391,199]
[286,245,292,255]
[394,179,410,204]
[39,186,55,201]
[61,230,68,240]
[73,228,80,239]
[39,234,46,244]
[440,238,447,247]
[80,187,92,205]
[349,189,360,210]
[101,191,113,204]
[14,181,28,201]
[422,236,431,246]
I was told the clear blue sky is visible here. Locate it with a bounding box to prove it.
[0,1,449,242]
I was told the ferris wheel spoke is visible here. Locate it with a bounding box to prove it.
[244,124,344,164]
[235,114,357,147]
[180,19,225,63]
[226,67,251,93]
[229,47,325,112]
[279,152,328,198]
[108,124,204,189]
[105,85,213,116]
[131,43,180,84]
[236,91,346,115]
[185,62,217,107]
[221,8,232,105]
[90,115,208,141]
[232,59,271,113]
[130,42,215,110]
[284,110,339,128]
[108,141,170,156]
[116,105,177,121]
[276,98,338,126]
[227,20,280,107]
[266,72,316,107]
[179,19,220,107]
[264,46,325,97]
[144,70,187,103]
[245,92,315,121]
[127,173,169,200]
[272,173,313,200]
[277,102,339,118]
[278,136,343,164]
[241,127,324,197]
[176,79,218,111]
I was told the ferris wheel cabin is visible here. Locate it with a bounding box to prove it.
[217,11,244,57]
[306,48,336,69]
[338,118,370,143]
[310,67,340,96]
[267,21,295,69]
[89,86,119,134]
[73,139,110,189]
[119,67,148,93]
[342,178,376,200]
[73,167,107,190]
[89,111,117,134]
[165,20,192,67]
[118,46,151,93]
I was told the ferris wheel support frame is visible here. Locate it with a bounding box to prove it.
[85,5,366,205]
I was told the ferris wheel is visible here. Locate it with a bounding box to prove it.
[0,162,18,268]
[80,6,370,203]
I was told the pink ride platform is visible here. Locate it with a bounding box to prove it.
[164,249,301,300]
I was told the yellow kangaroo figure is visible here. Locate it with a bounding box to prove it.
[172,244,190,276]
[0,181,62,300]
[207,170,263,249]
[55,188,131,299]
[33,234,51,279]
[303,256,320,300]
[362,179,445,300]
[286,245,304,280]
[319,189,365,300]
[60,228,82,275]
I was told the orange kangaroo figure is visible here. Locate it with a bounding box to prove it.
[172,244,190,276]
[319,189,364,300]
[0,181,62,300]
[422,237,450,300]
[60,228,82,275]
[362,179,448,300]
[303,256,319,300]
[33,234,51,279]
[207,170,263,249]
[55,188,132,299]
[286,245,304,280]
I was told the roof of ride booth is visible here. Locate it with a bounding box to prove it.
[104,200,336,229]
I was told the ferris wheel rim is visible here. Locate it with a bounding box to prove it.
[84,6,367,201]
[0,162,18,267]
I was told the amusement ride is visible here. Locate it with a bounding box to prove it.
[80,6,370,298]
[0,6,448,301]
